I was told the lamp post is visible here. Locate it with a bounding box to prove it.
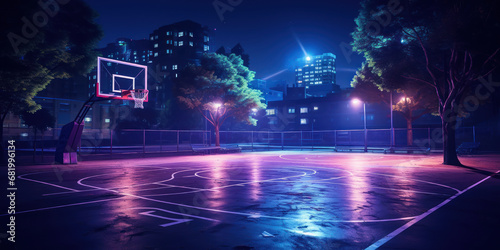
[390,91,395,151]
[213,103,222,146]
[352,98,367,152]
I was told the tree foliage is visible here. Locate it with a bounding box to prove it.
[0,0,102,160]
[0,0,102,118]
[351,0,500,165]
[175,53,266,125]
[174,53,266,145]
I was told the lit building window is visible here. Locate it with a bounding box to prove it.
[179,41,183,46]
[204,45,209,51]
[166,40,172,44]
[154,43,158,48]
[266,109,276,115]
[189,41,193,46]
[166,31,171,35]
[288,108,295,114]
[162,66,167,70]
[189,32,193,37]
[154,52,158,57]
[204,36,209,42]
[179,32,184,37]
[105,119,110,123]
[300,107,308,113]
[300,118,307,124]
[172,65,178,70]
[150,36,154,40]
[84,117,92,122]
[314,106,318,110]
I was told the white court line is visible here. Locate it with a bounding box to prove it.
[0,197,122,217]
[144,167,319,197]
[129,207,219,222]
[76,172,416,223]
[19,173,79,192]
[368,172,461,193]
[276,154,461,194]
[43,167,177,196]
[366,169,500,250]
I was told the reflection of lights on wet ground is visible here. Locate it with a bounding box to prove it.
[288,229,323,237]
[249,160,262,201]
[208,160,227,208]
[346,158,370,215]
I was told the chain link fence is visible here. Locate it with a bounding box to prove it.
[5,126,486,159]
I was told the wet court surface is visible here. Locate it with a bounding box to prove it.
[2,152,500,249]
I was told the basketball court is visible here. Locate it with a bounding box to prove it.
[3,152,500,249]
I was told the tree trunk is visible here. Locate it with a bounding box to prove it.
[215,126,220,146]
[406,119,413,146]
[442,109,461,166]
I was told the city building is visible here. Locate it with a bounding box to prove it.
[295,53,340,97]
[97,37,152,65]
[264,90,405,131]
[249,79,283,104]
[149,20,210,80]
[81,20,212,128]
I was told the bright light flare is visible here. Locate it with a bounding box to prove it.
[213,103,222,108]
[400,97,411,103]
[291,30,308,57]
[262,69,288,81]
[351,98,362,105]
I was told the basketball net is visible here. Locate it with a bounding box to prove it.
[130,90,149,109]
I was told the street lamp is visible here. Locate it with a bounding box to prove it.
[351,98,367,152]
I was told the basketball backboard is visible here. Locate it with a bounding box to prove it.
[96,57,148,102]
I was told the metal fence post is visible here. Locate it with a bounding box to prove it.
[334,130,337,147]
[473,125,476,143]
[281,132,284,150]
[110,129,113,155]
[177,130,180,152]
[251,131,254,152]
[267,131,270,151]
[301,131,303,150]
[428,127,431,149]
[312,131,314,151]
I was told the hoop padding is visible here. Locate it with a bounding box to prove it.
[130,90,149,109]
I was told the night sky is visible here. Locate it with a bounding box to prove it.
[83,0,365,88]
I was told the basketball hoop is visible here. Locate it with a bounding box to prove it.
[122,89,149,109]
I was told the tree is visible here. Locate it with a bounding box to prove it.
[174,53,266,146]
[351,62,438,145]
[352,0,500,165]
[22,108,55,158]
[0,0,102,160]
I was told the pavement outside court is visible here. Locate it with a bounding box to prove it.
[1,151,499,249]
